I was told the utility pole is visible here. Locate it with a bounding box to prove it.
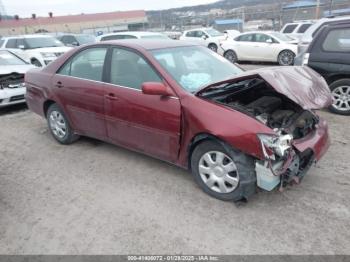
[315,0,321,19]
[0,0,7,20]
[329,0,334,16]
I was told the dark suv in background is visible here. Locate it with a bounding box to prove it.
[299,22,350,115]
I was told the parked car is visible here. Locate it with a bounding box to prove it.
[220,31,298,65]
[25,40,331,201]
[280,21,314,40]
[0,35,72,67]
[0,50,34,107]
[180,28,226,52]
[296,15,350,58]
[58,34,96,47]
[299,22,350,115]
[96,31,170,42]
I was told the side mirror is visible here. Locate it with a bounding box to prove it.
[202,35,208,40]
[18,45,25,49]
[142,82,172,96]
[71,41,79,46]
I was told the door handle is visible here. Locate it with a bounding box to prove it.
[105,93,119,101]
[55,81,64,88]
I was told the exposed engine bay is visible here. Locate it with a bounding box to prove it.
[0,73,25,90]
[200,77,319,191]
[201,77,319,139]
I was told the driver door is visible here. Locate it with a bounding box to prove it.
[104,47,182,162]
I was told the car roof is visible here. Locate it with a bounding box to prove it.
[95,39,198,50]
[98,31,165,38]
[2,34,54,39]
[185,28,213,32]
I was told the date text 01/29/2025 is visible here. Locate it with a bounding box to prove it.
[127,255,219,261]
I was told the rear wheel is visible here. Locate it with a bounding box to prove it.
[329,79,350,115]
[224,50,237,63]
[46,103,79,144]
[208,43,218,52]
[278,50,295,66]
[190,140,256,201]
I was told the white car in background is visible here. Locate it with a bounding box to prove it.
[220,31,298,65]
[179,28,226,52]
[96,31,170,41]
[0,50,34,107]
[0,35,72,67]
[280,21,314,40]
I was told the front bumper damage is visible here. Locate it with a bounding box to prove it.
[255,119,330,192]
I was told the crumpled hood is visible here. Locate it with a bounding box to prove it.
[197,66,332,110]
[0,64,35,75]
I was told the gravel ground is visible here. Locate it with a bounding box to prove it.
[0,64,349,255]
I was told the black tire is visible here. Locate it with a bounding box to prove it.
[46,103,79,144]
[190,140,256,201]
[224,50,238,63]
[277,50,295,66]
[208,43,218,52]
[31,59,43,67]
[329,79,350,115]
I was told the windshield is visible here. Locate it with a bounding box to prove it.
[152,46,242,93]
[205,28,224,37]
[270,32,294,42]
[141,34,169,39]
[0,50,26,65]
[76,35,96,44]
[24,37,64,49]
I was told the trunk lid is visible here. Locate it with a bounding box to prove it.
[197,66,332,110]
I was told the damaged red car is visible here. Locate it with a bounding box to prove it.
[25,40,331,201]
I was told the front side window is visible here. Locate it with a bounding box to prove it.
[58,48,107,81]
[298,24,312,33]
[254,34,274,43]
[152,46,242,93]
[5,39,17,48]
[323,28,350,52]
[282,24,298,33]
[186,31,196,37]
[109,48,162,90]
[205,28,223,37]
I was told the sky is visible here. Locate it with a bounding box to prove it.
[2,0,218,17]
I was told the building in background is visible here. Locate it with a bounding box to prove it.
[212,19,243,32]
[282,1,325,24]
[0,10,148,36]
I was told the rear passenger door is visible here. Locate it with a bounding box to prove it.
[52,47,108,139]
[103,47,181,162]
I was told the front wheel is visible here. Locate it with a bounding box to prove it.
[329,79,350,115]
[190,140,256,201]
[46,103,79,144]
[278,50,295,66]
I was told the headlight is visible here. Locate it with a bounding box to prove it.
[258,133,293,159]
[40,52,56,58]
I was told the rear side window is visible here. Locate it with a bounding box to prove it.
[297,24,312,33]
[0,39,4,47]
[236,34,254,42]
[323,28,350,52]
[282,24,298,33]
[186,31,196,37]
[5,39,17,48]
[58,48,107,81]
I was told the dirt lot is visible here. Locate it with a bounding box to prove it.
[0,65,349,255]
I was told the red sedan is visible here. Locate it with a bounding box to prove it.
[25,40,331,201]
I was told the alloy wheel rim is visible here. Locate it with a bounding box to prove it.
[225,52,236,63]
[332,85,350,111]
[198,151,239,194]
[279,51,294,65]
[49,111,67,139]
